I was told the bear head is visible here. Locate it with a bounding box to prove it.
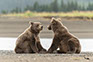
[47,18,63,32]
[29,22,43,34]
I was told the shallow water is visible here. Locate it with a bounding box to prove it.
[0,38,93,52]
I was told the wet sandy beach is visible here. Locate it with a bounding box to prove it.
[0,17,93,38]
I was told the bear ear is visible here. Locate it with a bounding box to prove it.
[51,17,57,24]
[57,18,62,21]
[51,17,56,22]
[29,21,34,25]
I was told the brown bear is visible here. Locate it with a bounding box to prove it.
[15,21,46,53]
[47,18,81,54]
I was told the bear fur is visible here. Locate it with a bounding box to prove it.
[47,18,81,54]
[15,22,46,53]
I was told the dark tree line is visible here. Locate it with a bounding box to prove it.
[2,0,93,14]
[24,0,93,12]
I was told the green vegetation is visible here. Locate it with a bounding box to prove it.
[1,10,8,14]
[1,0,93,18]
[23,0,93,12]
[11,7,22,13]
[2,0,93,14]
[2,11,93,18]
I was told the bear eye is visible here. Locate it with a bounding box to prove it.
[36,24,39,27]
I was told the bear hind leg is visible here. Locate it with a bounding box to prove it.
[15,47,24,53]
[68,40,76,54]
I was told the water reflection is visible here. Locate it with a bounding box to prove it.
[0,38,92,52]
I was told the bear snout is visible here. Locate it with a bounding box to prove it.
[47,25,51,30]
[41,26,43,29]
[40,25,43,30]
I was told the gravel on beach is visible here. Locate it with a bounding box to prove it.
[0,50,93,62]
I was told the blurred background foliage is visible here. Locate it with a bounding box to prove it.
[1,0,93,14]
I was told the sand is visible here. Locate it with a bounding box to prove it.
[0,17,93,38]
[0,51,92,62]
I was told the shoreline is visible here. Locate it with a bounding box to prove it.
[0,50,93,62]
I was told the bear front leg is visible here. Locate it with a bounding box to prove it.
[30,40,39,53]
[47,36,60,53]
[34,36,46,53]
[67,40,76,54]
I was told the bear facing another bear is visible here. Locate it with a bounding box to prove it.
[15,18,81,54]
[15,22,46,53]
[47,18,81,54]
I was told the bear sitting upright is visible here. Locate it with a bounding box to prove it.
[47,18,81,54]
[15,21,46,53]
